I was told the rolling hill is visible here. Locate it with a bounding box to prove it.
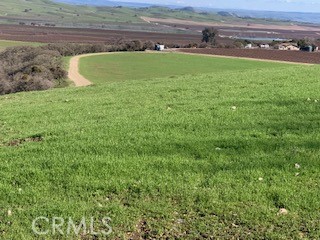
[0,0,296,31]
[1,52,320,238]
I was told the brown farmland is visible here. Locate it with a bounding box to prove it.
[178,48,320,64]
[0,24,201,45]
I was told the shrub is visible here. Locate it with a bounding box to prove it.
[165,43,182,49]
[143,41,155,50]
[40,41,148,56]
[0,46,67,95]
[199,43,209,48]
[0,78,12,95]
[233,41,245,49]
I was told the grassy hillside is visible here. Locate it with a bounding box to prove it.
[0,0,291,29]
[1,53,320,238]
[0,0,141,24]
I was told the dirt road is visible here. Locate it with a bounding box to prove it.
[68,54,92,87]
[69,52,121,87]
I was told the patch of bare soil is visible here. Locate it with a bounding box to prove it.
[0,24,200,44]
[178,48,320,64]
[7,135,43,147]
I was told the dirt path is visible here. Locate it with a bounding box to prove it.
[68,54,92,87]
[68,52,118,87]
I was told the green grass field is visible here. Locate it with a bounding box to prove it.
[79,52,289,84]
[0,40,43,51]
[1,53,320,239]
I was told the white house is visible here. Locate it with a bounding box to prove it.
[155,44,165,51]
[260,44,270,49]
[275,43,299,51]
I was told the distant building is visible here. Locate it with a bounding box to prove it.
[287,45,300,51]
[275,45,287,50]
[260,44,270,49]
[245,43,252,49]
[275,43,299,51]
[155,44,165,51]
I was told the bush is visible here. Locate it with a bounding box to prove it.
[199,43,209,48]
[0,78,12,95]
[233,41,245,49]
[217,43,226,48]
[184,42,198,48]
[165,43,182,49]
[0,46,67,95]
[143,41,155,50]
[40,40,149,56]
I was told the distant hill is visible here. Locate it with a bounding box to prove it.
[56,0,320,24]
[209,9,320,24]
[54,0,182,9]
[54,0,153,8]
[0,0,312,33]
[217,11,237,17]
[178,7,196,12]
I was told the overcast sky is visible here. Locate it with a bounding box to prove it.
[113,0,320,12]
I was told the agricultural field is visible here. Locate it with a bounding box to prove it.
[179,48,320,64]
[1,53,320,239]
[1,0,320,49]
[0,40,42,51]
[0,24,200,44]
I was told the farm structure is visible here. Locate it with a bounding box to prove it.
[155,44,165,51]
[260,44,270,49]
[275,43,299,51]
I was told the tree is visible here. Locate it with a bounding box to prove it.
[297,37,314,48]
[202,27,218,46]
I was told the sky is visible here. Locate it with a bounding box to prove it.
[112,0,320,12]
